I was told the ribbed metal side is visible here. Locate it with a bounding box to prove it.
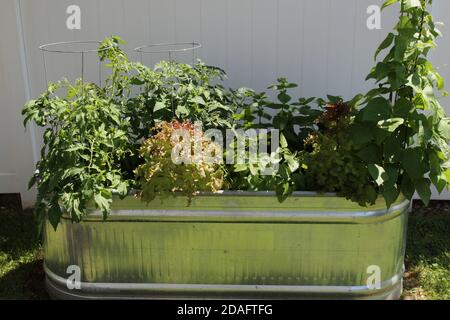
[44,192,409,299]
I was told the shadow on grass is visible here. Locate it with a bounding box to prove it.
[0,208,49,299]
[0,258,48,300]
[0,209,39,256]
[406,211,450,264]
[403,207,450,300]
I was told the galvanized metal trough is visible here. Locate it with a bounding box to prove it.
[44,192,409,299]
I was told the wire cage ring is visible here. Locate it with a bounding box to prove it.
[134,42,202,65]
[134,42,201,54]
[39,40,112,54]
[39,40,111,86]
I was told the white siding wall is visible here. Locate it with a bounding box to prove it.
[0,0,37,206]
[1,0,449,204]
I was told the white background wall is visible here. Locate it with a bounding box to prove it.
[1,0,449,205]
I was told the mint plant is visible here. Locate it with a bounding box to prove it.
[227,131,304,202]
[234,78,320,151]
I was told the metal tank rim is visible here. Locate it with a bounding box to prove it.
[44,263,403,300]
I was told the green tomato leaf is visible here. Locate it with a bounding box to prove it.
[94,192,112,218]
[175,105,189,118]
[130,78,145,85]
[116,181,128,197]
[280,133,288,149]
[383,134,403,162]
[153,101,166,112]
[393,98,414,118]
[190,96,206,105]
[276,182,291,203]
[326,95,342,104]
[48,202,63,231]
[273,114,288,130]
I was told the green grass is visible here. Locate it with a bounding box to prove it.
[403,209,450,300]
[0,205,448,300]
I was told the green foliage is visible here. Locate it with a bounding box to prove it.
[356,0,450,207]
[300,99,379,206]
[124,60,238,142]
[135,121,224,202]
[23,37,244,227]
[98,36,133,98]
[22,80,131,229]
[99,36,240,139]
[227,132,304,202]
[234,78,321,151]
[23,0,450,228]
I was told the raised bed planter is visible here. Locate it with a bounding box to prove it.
[44,192,409,299]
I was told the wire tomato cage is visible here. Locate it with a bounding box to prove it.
[133,42,202,113]
[134,42,202,66]
[39,40,113,88]
[39,40,201,85]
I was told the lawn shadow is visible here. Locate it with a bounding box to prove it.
[406,208,450,266]
[0,209,41,259]
[0,205,48,299]
[0,258,49,300]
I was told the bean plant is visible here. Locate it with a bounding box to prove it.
[351,0,450,207]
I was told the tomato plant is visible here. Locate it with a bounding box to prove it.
[22,80,131,229]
